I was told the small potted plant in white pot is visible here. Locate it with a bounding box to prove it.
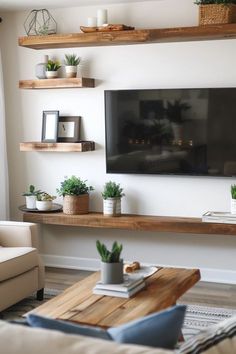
[36,192,56,211]
[45,59,61,79]
[64,53,80,78]
[102,181,125,217]
[231,184,236,214]
[22,185,41,209]
[96,240,123,284]
[57,175,94,215]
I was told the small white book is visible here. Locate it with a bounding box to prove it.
[202,211,236,224]
[94,274,144,293]
[93,281,146,298]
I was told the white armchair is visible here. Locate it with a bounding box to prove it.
[0,221,45,312]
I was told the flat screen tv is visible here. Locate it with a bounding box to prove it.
[104,88,236,177]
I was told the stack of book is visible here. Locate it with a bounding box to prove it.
[202,211,236,224]
[93,274,145,298]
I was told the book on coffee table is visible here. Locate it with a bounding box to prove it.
[93,281,146,298]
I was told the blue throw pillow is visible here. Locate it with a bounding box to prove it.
[27,304,186,349]
[27,314,111,340]
[108,305,186,349]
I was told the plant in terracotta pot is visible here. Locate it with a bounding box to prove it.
[22,184,42,209]
[57,175,94,215]
[102,181,125,217]
[231,184,236,214]
[45,59,61,79]
[64,54,80,78]
[96,240,123,284]
[36,192,56,211]
[195,0,236,25]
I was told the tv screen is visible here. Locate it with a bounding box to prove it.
[105,88,236,177]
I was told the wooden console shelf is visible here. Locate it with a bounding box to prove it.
[19,78,95,89]
[22,212,236,235]
[20,141,95,152]
[18,24,236,49]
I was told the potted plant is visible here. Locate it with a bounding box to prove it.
[45,59,61,79]
[102,181,125,217]
[22,185,41,209]
[36,192,56,211]
[57,175,94,215]
[96,240,123,284]
[195,0,236,25]
[231,184,236,214]
[64,54,80,78]
[166,99,190,141]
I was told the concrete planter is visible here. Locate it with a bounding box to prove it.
[231,198,236,214]
[103,198,121,216]
[65,65,77,78]
[45,70,58,79]
[101,260,124,284]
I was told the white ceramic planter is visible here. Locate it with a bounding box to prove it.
[25,195,37,209]
[36,200,53,211]
[103,198,121,216]
[231,198,236,214]
[45,70,58,79]
[65,65,77,78]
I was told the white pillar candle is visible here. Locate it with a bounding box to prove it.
[87,17,97,27]
[97,9,108,26]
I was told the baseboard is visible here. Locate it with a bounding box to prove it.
[41,254,236,285]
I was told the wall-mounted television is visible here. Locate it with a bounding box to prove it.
[104,88,236,177]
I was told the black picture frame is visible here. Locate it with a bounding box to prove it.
[42,110,59,142]
[57,116,81,142]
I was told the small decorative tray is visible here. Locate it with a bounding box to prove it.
[18,203,63,213]
[80,24,135,33]
[124,265,159,278]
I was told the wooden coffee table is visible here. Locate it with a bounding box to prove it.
[28,267,200,328]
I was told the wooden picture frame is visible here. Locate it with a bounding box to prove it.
[57,116,81,142]
[42,110,59,142]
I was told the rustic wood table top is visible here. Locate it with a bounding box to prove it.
[28,267,200,328]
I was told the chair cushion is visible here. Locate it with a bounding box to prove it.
[0,247,38,281]
[27,305,186,350]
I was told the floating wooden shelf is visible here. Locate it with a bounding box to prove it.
[21,211,236,236]
[18,24,236,49]
[19,77,95,89]
[20,141,95,152]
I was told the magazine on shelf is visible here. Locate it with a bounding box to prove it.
[202,211,236,224]
[94,274,144,293]
[93,281,146,298]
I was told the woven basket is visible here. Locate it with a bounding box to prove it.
[199,4,236,25]
[63,194,89,215]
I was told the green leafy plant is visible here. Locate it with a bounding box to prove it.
[96,240,123,263]
[36,192,56,201]
[102,181,125,200]
[231,185,236,199]
[22,185,41,196]
[46,59,61,71]
[64,54,80,66]
[57,175,94,196]
[195,1,236,4]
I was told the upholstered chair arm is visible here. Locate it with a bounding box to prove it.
[0,221,39,248]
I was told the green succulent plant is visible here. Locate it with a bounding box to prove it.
[46,59,61,71]
[57,175,94,196]
[64,54,81,66]
[96,240,123,263]
[102,181,125,200]
[231,184,236,199]
[195,0,236,4]
[36,192,56,201]
[22,185,41,196]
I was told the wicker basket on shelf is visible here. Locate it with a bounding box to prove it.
[199,4,236,25]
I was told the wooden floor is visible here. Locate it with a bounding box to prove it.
[45,267,236,310]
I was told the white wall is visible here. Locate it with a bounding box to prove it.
[1,0,236,283]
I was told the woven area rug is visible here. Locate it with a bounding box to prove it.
[0,288,235,340]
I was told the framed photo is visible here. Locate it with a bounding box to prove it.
[42,111,59,142]
[57,116,81,142]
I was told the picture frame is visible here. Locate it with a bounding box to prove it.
[57,116,81,142]
[41,110,59,143]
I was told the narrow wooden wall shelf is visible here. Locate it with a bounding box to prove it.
[22,212,236,236]
[18,24,236,49]
[20,141,95,152]
[19,78,95,89]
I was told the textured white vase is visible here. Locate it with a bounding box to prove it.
[25,196,36,209]
[103,198,121,216]
[65,65,77,78]
[231,198,236,214]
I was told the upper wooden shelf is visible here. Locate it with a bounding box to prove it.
[19,77,95,89]
[20,141,95,152]
[21,211,236,236]
[18,24,236,49]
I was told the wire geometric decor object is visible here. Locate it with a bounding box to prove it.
[24,9,57,36]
